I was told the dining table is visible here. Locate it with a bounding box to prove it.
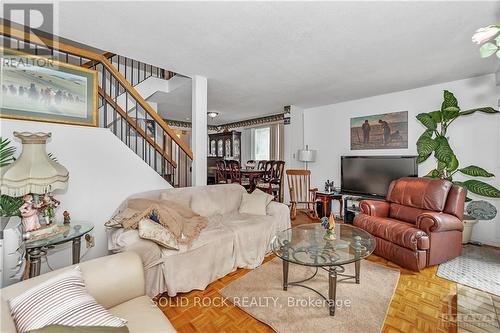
[240,168,265,191]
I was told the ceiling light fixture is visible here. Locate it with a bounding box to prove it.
[207,111,219,118]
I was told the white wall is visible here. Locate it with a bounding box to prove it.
[1,119,171,273]
[303,74,500,246]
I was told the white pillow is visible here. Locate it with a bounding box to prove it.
[8,267,126,333]
[251,189,275,206]
[239,191,269,216]
[138,218,179,250]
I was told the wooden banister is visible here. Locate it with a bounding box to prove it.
[98,87,177,168]
[98,57,193,159]
[0,24,193,160]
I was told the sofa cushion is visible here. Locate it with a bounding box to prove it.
[354,214,429,251]
[159,189,192,211]
[386,177,452,212]
[108,296,176,333]
[9,268,127,333]
[239,190,269,216]
[191,184,245,217]
[389,203,429,224]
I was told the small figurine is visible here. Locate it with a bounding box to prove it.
[325,180,335,193]
[321,211,337,240]
[63,210,71,224]
[20,194,42,232]
[40,194,60,225]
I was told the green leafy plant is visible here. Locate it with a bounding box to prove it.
[0,137,23,216]
[416,90,500,198]
[0,137,16,167]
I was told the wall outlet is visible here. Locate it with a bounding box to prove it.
[85,234,95,248]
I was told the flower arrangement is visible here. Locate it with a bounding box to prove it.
[472,25,500,58]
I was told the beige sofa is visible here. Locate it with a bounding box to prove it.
[1,252,176,333]
[108,184,291,297]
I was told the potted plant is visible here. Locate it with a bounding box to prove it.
[0,138,24,217]
[416,90,500,243]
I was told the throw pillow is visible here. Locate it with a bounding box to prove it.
[9,268,126,333]
[27,325,129,333]
[138,218,179,250]
[239,191,269,216]
[251,189,275,206]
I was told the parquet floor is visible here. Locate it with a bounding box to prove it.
[158,213,458,333]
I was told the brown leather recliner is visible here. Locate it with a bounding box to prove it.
[353,177,466,271]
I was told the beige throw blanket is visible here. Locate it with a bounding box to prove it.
[118,199,207,246]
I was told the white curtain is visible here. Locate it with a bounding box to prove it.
[270,123,284,161]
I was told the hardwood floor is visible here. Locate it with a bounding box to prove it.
[158,212,457,333]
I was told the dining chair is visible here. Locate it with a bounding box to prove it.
[246,160,256,169]
[286,169,318,220]
[215,160,228,184]
[256,161,285,202]
[227,160,250,188]
[257,160,267,170]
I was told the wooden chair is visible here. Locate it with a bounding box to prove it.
[215,160,228,184]
[257,160,267,170]
[286,169,318,220]
[256,161,285,202]
[245,160,257,169]
[227,160,250,188]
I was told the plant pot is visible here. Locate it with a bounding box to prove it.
[462,215,478,244]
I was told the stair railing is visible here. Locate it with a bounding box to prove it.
[0,24,192,187]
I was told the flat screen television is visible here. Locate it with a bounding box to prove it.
[341,156,418,197]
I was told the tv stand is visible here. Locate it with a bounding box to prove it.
[342,194,384,224]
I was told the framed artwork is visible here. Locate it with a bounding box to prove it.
[0,48,97,126]
[350,111,408,150]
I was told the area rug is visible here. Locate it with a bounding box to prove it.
[456,284,500,332]
[437,245,500,296]
[219,258,400,333]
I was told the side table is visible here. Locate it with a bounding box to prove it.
[316,191,343,219]
[25,222,94,278]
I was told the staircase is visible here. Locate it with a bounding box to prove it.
[0,24,192,187]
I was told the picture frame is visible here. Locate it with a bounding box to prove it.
[0,48,98,126]
[350,111,408,150]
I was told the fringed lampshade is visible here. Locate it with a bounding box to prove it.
[0,132,69,197]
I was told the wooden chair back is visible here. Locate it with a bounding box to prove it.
[227,160,242,183]
[215,160,227,183]
[271,161,285,181]
[286,169,313,204]
[257,160,267,170]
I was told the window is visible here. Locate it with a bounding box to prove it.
[253,127,270,160]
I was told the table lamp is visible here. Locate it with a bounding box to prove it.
[298,145,317,170]
[0,132,69,231]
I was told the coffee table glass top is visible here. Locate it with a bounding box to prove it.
[26,223,94,249]
[271,223,375,267]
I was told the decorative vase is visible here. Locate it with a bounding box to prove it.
[462,215,478,244]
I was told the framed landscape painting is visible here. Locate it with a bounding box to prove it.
[350,111,408,150]
[0,48,97,126]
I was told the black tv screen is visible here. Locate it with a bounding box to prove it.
[341,156,418,197]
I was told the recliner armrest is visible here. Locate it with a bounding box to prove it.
[416,212,463,234]
[359,200,390,217]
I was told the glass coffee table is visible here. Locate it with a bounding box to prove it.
[271,223,376,316]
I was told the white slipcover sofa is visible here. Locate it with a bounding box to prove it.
[1,252,177,333]
[107,184,291,297]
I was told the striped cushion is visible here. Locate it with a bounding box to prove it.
[8,267,127,333]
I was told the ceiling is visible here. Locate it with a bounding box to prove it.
[53,1,498,124]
